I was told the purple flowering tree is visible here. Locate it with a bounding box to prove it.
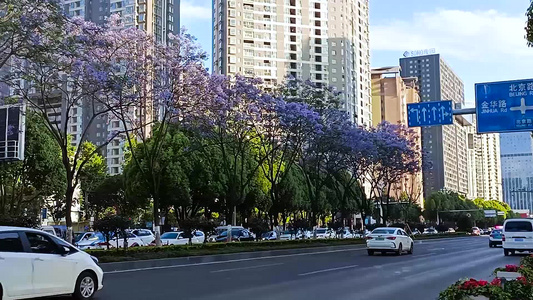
[298,108,354,227]
[0,0,65,68]
[0,16,161,242]
[367,122,422,223]
[106,27,209,245]
[329,125,376,230]
[257,99,322,227]
[196,75,283,225]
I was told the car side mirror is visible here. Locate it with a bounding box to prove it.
[59,246,70,256]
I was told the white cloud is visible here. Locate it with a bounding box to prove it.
[371,9,533,62]
[180,0,211,20]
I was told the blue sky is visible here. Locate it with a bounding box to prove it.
[181,0,533,106]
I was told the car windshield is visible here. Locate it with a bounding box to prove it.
[372,229,396,234]
[219,229,242,237]
[73,233,85,243]
[316,229,327,234]
[161,232,180,239]
[492,230,502,235]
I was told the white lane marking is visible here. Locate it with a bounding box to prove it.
[105,248,366,274]
[298,264,359,276]
[210,263,284,273]
[427,248,445,251]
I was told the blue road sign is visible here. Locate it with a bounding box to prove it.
[407,100,453,127]
[476,79,533,133]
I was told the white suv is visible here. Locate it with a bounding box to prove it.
[0,226,104,299]
[503,219,533,256]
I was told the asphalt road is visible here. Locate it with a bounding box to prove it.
[91,236,518,300]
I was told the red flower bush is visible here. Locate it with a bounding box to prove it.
[490,278,501,286]
[460,279,488,289]
[505,264,519,272]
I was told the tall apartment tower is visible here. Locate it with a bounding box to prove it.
[371,66,424,207]
[61,0,180,174]
[213,0,372,126]
[500,132,533,212]
[400,54,469,199]
[63,0,180,43]
[466,120,503,201]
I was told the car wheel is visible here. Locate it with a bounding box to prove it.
[367,250,374,256]
[489,243,493,248]
[396,243,403,256]
[504,249,513,256]
[408,243,413,255]
[74,271,97,300]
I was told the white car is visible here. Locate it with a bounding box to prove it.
[75,232,107,251]
[262,231,278,241]
[314,228,330,239]
[340,228,354,239]
[366,227,414,256]
[130,229,155,245]
[109,232,145,248]
[423,228,438,235]
[0,226,103,300]
[279,230,295,240]
[160,231,205,245]
[503,219,533,256]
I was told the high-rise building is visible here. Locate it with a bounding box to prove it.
[212,0,372,126]
[466,120,503,201]
[400,54,469,198]
[500,132,533,211]
[63,0,180,44]
[61,0,180,174]
[371,66,424,207]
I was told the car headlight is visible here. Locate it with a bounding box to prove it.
[90,255,99,265]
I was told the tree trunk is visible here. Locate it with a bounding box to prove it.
[65,183,74,244]
[153,193,161,246]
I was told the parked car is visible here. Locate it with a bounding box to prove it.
[160,231,205,245]
[447,228,456,233]
[109,231,145,248]
[503,219,533,256]
[261,231,278,241]
[280,230,297,241]
[313,228,330,239]
[423,228,438,235]
[411,229,422,235]
[366,227,414,256]
[489,229,503,248]
[0,226,103,299]
[208,226,245,242]
[297,230,312,239]
[130,229,155,245]
[471,227,481,236]
[75,232,107,250]
[215,228,255,242]
[340,228,354,239]
[41,225,67,239]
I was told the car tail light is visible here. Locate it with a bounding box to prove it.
[366,236,373,240]
[502,235,506,242]
[387,237,396,240]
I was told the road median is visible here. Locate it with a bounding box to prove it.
[88,232,471,263]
